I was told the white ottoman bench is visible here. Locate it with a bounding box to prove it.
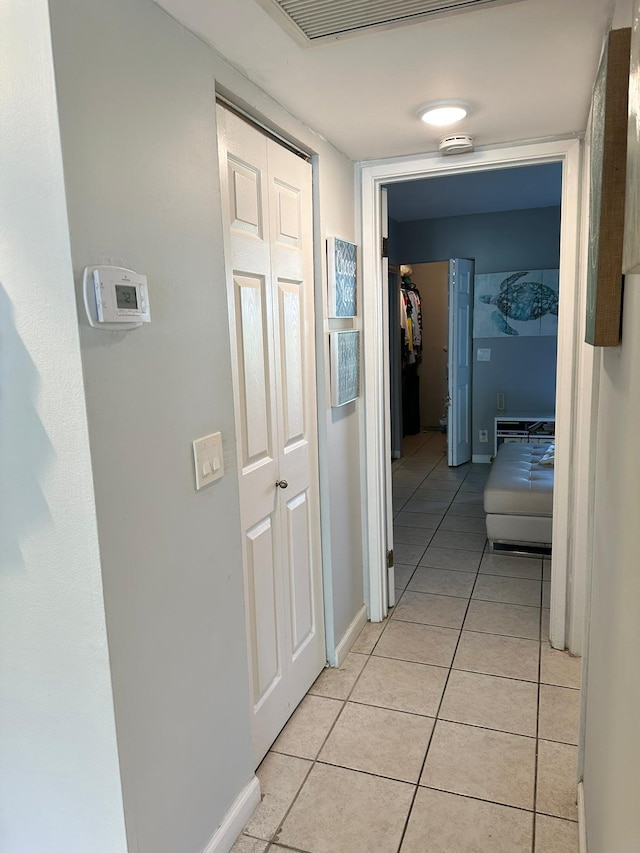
[484,442,554,554]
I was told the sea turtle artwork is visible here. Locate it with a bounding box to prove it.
[479,271,559,336]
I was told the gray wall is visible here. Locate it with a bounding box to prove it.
[0,2,127,850]
[395,206,561,456]
[582,275,640,852]
[581,4,640,844]
[49,0,362,850]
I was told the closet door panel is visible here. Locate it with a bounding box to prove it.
[278,279,305,449]
[245,517,281,704]
[234,274,273,468]
[284,489,315,657]
[268,137,326,726]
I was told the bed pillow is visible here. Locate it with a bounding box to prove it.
[538,443,555,466]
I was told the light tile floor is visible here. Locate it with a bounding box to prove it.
[232,431,581,853]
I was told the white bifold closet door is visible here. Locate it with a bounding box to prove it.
[217,104,325,766]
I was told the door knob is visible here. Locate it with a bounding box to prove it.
[275,479,288,489]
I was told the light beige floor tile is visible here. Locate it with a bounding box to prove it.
[403,462,440,474]
[431,530,487,552]
[308,653,368,700]
[401,787,533,853]
[480,553,543,579]
[464,600,541,640]
[319,702,434,783]
[412,487,458,502]
[392,486,416,499]
[438,514,488,534]
[230,835,268,853]
[536,740,579,821]
[426,471,466,484]
[540,643,582,689]
[541,609,550,642]
[351,618,386,654]
[394,511,442,530]
[278,763,413,853]
[419,546,483,572]
[446,502,488,518]
[543,580,551,607]
[404,498,450,514]
[408,567,476,598]
[244,752,312,840]
[391,590,468,629]
[413,479,459,494]
[351,655,447,717]
[440,670,538,736]
[538,685,581,745]
[393,526,434,546]
[373,619,459,667]
[421,720,536,810]
[270,847,306,852]
[459,479,484,492]
[394,542,428,566]
[473,574,542,607]
[451,491,484,505]
[453,630,540,681]
[393,564,415,591]
[535,814,579,852]
[271,695,342,760]
[393,471,426,484]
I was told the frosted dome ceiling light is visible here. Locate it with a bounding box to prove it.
[418,101,471,126]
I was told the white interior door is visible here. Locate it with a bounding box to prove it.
[447,258,474,467]
[217,105,325,766]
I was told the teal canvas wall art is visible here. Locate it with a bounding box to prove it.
[474,269,559,338]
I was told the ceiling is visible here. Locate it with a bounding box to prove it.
[386,162,562,221]
[154,0,615,161]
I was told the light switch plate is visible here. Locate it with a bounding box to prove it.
[477,348,491,362]
[193,432,224,490]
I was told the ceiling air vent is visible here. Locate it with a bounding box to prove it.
[257,0,527,43]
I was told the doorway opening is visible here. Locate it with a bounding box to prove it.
[385,163,562,469]
[359,138,582,653]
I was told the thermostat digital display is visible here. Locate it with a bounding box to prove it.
[115,284,138,310]
[82,265,151,330]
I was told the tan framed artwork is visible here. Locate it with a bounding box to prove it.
[624,6,640,275]
[586,27,631,347]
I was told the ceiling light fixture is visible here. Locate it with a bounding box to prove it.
[417,100,471,127]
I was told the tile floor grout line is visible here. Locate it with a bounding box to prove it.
[394,537,483,853]
[263,631,381,851]
[248,454,575,853]
[393,459,475,575]
[418,783,540,815]
[258,453,491,853]
[390,440,457,852]
[531,571,546,852]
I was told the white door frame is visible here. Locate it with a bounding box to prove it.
[358,137,585,651]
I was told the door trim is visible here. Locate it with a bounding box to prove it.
[358,138,585,651]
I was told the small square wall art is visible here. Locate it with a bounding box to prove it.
[327,237,357,317]
[330,330,360,407]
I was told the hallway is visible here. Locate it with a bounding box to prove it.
[232,431,581,853]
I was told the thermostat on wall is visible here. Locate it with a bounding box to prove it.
[83,265,151,330]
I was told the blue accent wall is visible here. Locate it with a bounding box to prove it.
[393,206,561,458]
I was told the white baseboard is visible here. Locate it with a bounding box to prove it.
[331,604,368,667]
[578,781,587,853]
[472,454,492,464]
[202,775,261,853]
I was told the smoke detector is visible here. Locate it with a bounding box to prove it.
[439,134,474,155]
